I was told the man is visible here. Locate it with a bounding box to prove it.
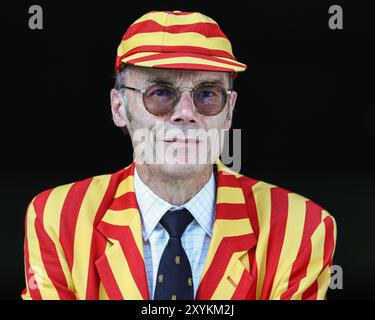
[22,10,336,300]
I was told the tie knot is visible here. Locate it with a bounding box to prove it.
[159,208,194,238]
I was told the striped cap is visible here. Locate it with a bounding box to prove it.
[115,11,247,74]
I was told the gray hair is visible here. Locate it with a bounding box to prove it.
[114,65,128,90]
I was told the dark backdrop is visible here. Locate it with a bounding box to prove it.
[1,0,374,300]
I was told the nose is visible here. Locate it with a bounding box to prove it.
[169,91,198,124]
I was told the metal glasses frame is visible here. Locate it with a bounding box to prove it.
[120,82,232,116]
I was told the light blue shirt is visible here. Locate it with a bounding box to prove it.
[133,168,215,299]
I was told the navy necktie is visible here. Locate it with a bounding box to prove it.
[153,208,194,300]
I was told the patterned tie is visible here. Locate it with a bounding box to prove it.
[153,208,195,300]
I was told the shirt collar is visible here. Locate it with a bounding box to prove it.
[133,167,216,241]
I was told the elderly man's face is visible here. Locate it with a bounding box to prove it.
[111,66,237,178]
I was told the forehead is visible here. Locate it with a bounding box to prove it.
[127,65,230,86]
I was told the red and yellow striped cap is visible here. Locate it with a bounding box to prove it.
[115,11,247,74]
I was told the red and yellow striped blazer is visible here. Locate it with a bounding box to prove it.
[22,160,336,300]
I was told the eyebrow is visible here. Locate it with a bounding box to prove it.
[196,79,225,86]
[146,77,174,86]
[146,77,226,87]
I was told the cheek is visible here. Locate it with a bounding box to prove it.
[128,97,151,129]
[203,113,228,131]
[128,103,163,142]
[198,116,227,152]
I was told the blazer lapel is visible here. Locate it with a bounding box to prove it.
[95,162,150,300]
[94,159,257,300]
[196,160,257,300]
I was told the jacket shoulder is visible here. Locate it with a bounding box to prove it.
[236,172,335,237]
[27,168,126,227]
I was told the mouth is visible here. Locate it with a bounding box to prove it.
[163,138,200,144]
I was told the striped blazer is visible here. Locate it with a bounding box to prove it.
[22,160,336,300]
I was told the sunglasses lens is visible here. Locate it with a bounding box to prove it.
[143,84,178,115]
[193,84,227,115]
[143,83,228,116]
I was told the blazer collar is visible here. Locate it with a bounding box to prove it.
[95,160,257,300]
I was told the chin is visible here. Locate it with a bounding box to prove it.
[157,162,208,179]
[135,145,218,179]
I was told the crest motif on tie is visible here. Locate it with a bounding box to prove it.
[188,277,193,286]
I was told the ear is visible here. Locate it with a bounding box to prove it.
[224,90,237,131]
[110,88,128,128]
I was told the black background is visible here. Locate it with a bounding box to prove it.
[1,0,374,300]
